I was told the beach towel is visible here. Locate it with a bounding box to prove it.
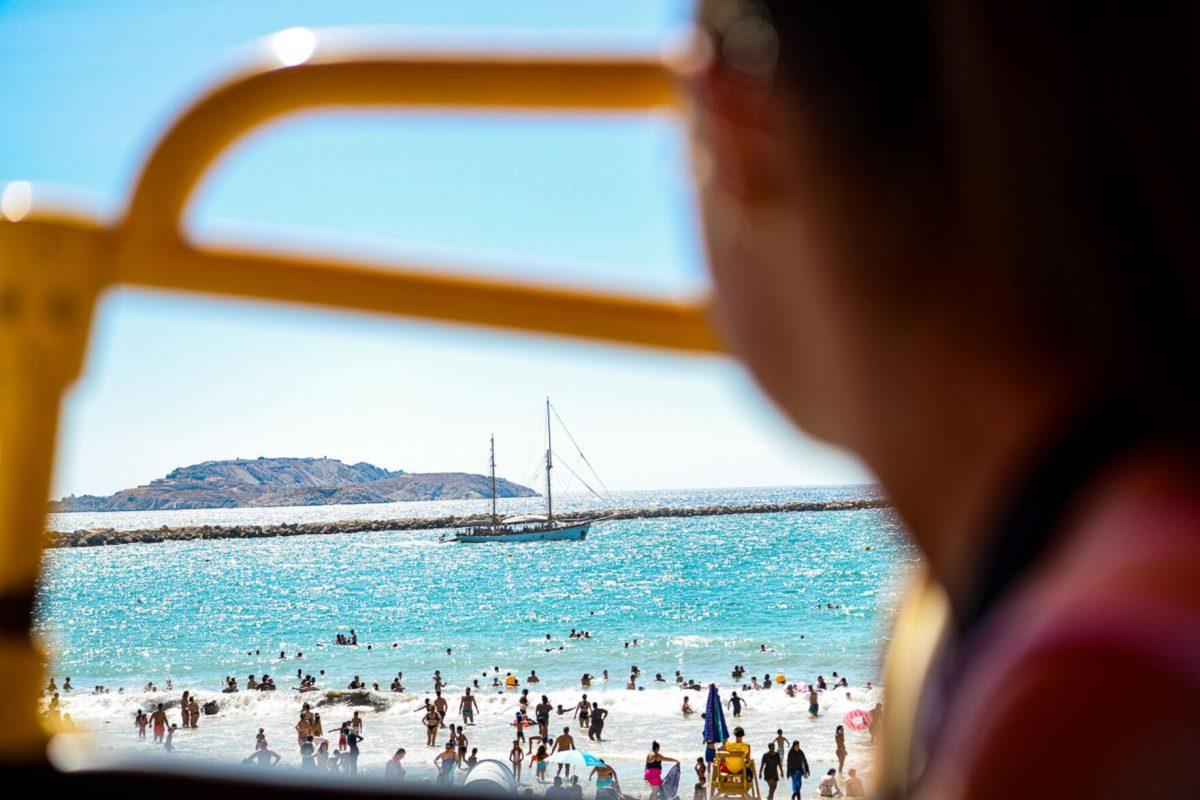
[661,763,681,800]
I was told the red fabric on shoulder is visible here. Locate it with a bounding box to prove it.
[917,448,1200,799]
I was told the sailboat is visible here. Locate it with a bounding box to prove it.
[453,399,591,543]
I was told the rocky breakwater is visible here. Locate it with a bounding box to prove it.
[47,498,891,549]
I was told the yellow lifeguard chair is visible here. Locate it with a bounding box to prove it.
[709,743,761,800]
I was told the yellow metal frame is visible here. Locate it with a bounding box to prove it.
[0,37,719,759]
[0,30,941,785]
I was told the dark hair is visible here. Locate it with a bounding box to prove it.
[704,1,1200,400]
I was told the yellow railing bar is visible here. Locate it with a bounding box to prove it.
[123,244,721,354]
[124,48,681,245]
[110,38,718,353]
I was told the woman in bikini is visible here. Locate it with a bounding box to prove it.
[834,725,847,773]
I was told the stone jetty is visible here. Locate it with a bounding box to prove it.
[47,497,890,549]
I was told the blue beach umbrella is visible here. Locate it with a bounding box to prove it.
[545,750,606,768]
[703,683,729,745]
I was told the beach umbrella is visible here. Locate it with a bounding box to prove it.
[545,750,606,768]
[703,683,729,744]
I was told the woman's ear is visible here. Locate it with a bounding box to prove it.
[688,59,791,205]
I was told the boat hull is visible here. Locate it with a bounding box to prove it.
[455,522,589,543]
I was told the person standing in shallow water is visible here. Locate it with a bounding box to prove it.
[433,690,448,728]
[294,711,312,744]
[385,748,406,781]
[434,741,456,785]
[786,741,809,800]
[530,743,550,784]
[459,688,478,725]
[587,702,607,741]
[149,703,169,743]
[834,725,847,773]
[759,742,783,800]
[509,739,525,783]
[550,726,576,778]
[726,691,744,717]
[643,741,679,800]
[421,701,442,746]
[773,729,789,757]
[344,725,363,774]
[574,694,590,729]
[535,695,552,741]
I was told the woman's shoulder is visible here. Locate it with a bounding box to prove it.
[921,447,1200,797]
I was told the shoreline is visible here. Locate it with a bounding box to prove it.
[49,676,882,792]
[46,498,890,549]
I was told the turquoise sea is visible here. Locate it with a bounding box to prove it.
[36,486,914,786]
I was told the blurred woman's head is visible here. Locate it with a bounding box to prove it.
[691,0,1200,586]
[692,0,1198,441]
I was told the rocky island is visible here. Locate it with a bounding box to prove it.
[50,456,538,513]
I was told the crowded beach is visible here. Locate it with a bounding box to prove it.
[42,628,882,799]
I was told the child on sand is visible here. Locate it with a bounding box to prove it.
[510,740,525,782]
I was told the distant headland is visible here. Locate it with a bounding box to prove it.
[49,456,538,513]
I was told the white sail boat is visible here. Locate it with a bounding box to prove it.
[453,399,591,543]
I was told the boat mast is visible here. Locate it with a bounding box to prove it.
[489,434,498,527]
[545,397,553,521]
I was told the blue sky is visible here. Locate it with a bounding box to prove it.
[1,0,870,497]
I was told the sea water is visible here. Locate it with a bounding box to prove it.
[36,486,915,789]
